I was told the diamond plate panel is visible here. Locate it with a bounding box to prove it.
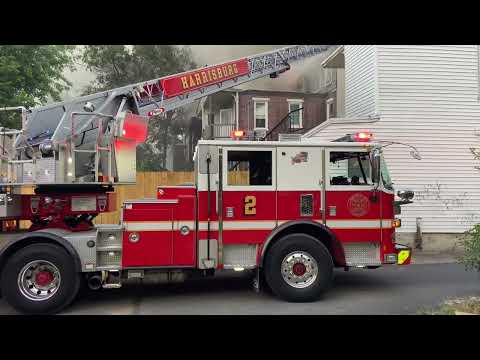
[223,245,257,269]
[96,225,123,248]
[97,251,122,268]
[35,158,56,183]
[97,232,122,248]
[343,242,381,266]
[63,230,97,271]
[22,163,34,183]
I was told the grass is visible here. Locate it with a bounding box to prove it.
[417,305,456,315]
[418,297,480,315]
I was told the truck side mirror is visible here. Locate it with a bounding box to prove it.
[371,149,381,185]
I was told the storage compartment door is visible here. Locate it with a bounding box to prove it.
[122,208,173,267]
[173,195,196,266]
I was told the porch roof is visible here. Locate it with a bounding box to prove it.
[322,46,344,68]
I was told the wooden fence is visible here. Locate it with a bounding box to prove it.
[95,171,194,225]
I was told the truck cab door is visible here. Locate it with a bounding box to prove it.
[325,148,382,266]
[221,147,277,252]
[276,147,323,223]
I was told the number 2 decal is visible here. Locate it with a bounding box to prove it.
[244,195,256,215]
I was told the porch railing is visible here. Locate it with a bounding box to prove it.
[205,123,236,139]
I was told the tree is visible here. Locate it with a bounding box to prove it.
[81,45,197,171]
[0,45,75,129]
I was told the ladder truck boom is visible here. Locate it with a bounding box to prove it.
[0,45,331,190]
[20,46,330,141]
[0,45,331,189]
[133,45,329,115]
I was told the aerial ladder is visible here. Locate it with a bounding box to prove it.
[0,45,332,231]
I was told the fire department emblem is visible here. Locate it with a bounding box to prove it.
[347,193,370,217]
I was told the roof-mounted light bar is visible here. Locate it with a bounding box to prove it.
[353,131,373,142]
[333,131,374,143]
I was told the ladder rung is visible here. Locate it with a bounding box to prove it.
[73,149,96,153]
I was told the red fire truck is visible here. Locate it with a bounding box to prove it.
[0,46,415,314]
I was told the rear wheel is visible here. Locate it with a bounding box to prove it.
[1,243,80,314]
[264,233,334,302]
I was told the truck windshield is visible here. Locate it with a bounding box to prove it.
[380,155,393,190]
[329,151,371,185]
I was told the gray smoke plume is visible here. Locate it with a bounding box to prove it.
[189,45,336,93]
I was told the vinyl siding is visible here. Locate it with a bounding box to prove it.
[344,45,378,117]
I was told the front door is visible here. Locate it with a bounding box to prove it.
[325,148,382,265]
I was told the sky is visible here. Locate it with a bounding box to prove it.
[62,45,332,99]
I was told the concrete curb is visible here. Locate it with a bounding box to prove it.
[411,251,460,265]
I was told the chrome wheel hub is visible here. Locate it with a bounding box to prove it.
[18,260,61,301]
[281,251,318,289]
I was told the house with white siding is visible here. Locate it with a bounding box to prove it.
[303,45,480,251]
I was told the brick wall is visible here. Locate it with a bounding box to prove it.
[237,90,328,139]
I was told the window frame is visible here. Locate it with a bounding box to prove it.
[253,98,269,130]
[219,108,234,125]
[223,146,276,192]
[326,148,373,191]
[287,99,304,129]
[326,97,335,120]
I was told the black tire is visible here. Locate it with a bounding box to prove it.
[0,243,81,314]
[264,233,334,302]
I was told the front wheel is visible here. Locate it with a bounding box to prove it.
[1,243,80,314]
[264,233,334,302]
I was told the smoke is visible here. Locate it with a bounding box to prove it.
[189,45,336,93]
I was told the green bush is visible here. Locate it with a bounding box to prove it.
[459,224,480,272]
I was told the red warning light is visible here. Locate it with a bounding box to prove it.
[353,131,373,142]
[121,114,148,143]
[231,130,246,139]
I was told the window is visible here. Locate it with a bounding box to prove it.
[326,98,335,119]
[254,100,268,129]
[380,155,393,190]
[288,99,303,129]
[219,108,233,125]
[227,150,272,186]
[329,151,371,186]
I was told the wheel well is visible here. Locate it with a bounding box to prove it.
[0,236,81,276]
[260,223,345,267]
